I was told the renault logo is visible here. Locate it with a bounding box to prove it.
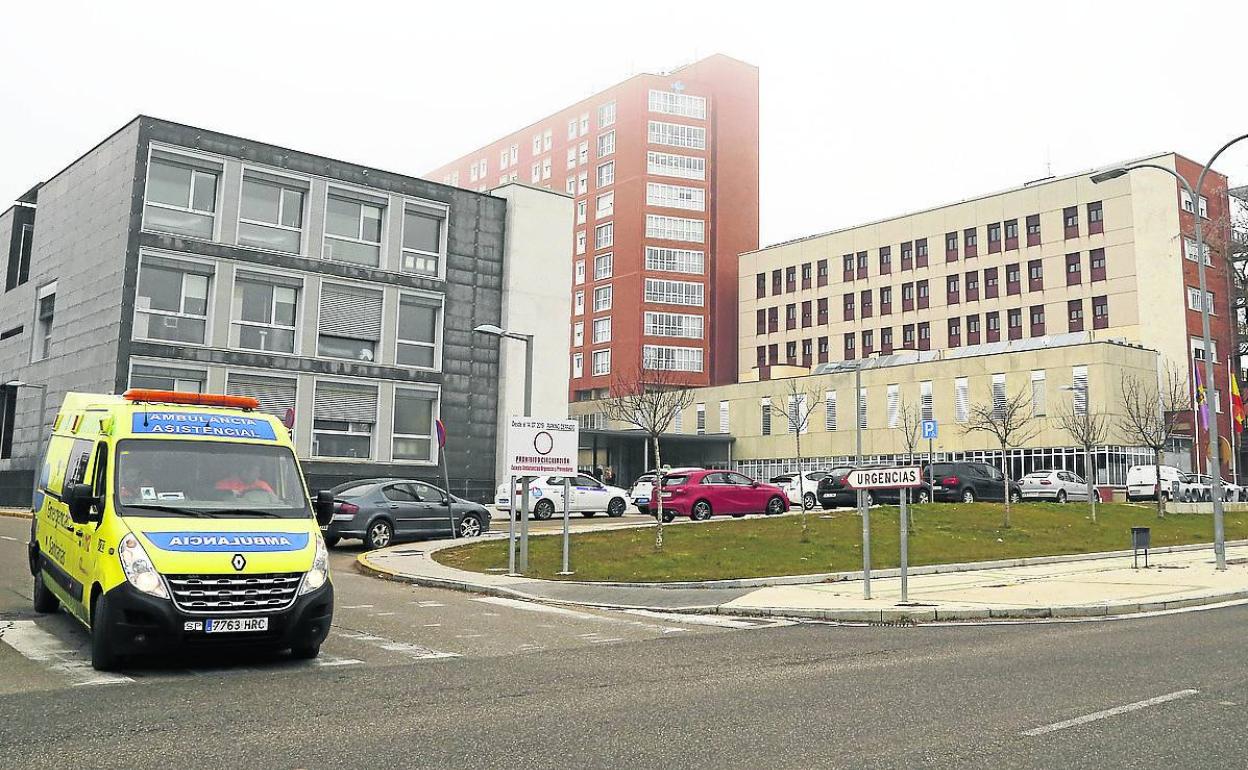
[231,554,246,571]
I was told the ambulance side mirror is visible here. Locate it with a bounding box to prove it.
[65,483,99,525]
[314,491,336,527]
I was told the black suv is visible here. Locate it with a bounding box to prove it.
[817,465,932,509]
[926,461,1022,503]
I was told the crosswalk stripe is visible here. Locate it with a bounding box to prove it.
[0,620,133,687]
[620,609,796,629]
[335,629,460,660]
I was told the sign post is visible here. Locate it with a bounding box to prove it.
[559,477,573,575]
[436,419,455,539]
[846,467,923,603]
[507,474,517,575]
[505,417,579,576]
[922,420,939,497]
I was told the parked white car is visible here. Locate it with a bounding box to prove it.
[628,468,702,515]
[1126,464,1184,503]
[495,474,630,519]
[1182,474,1242,502]
[769,471,829,510]
[1020,470,1098,503]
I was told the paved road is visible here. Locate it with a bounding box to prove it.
[1,515,1246,769]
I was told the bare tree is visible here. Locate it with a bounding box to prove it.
[963,388,1040,527]
[1054,401,1111,522]
[1118,367,1193,519]
[601,364,695,550]
[893,399,923,530]
[770,379,824,538]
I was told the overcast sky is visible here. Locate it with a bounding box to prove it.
[3,1,1247,246]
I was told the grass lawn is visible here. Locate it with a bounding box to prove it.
[434,503,1248,582]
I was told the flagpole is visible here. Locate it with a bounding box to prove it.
[1231,358,1240,487]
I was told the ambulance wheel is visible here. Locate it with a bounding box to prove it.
[291,643,321,660]
[32,570,59,614]
[323,534,341,548]
[90,592,120,672]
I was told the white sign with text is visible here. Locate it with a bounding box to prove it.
[846,466,923,489]
[505,417,579,476]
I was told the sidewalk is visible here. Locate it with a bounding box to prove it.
[0,508,31,520]
[358,534,1248,622]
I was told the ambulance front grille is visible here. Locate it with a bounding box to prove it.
[166,573,303,615]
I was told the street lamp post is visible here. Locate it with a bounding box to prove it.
[854,361,869,599]
[6,380,48,511]
[473,323,536,572]
[1060,384,1096,521]
[1092,133,1248,571]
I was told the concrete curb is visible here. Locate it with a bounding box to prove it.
[353,539,1248,623]
[0,509,32,520]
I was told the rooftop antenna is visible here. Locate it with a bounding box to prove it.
[1045,145,1052,178]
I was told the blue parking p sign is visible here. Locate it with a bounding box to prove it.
[921,419,938,440]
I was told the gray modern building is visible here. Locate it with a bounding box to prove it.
[0,116,572,505]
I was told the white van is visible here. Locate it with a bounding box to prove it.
[1126,464,1184,502]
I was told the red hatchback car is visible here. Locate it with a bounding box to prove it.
[657,470,790,521]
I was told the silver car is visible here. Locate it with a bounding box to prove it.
[1020,470,1097,503]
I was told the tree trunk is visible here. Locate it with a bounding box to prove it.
[1154,449,1165,519]
[1086,445,1097,523]
[796,431,807,535]
[1001,444,1011,528]
[652,435,665,550]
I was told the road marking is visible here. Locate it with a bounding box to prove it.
[589,637,624,644]
[422,623,442,628]
[415,601,445,607]
[0,620,134,687]
[622,609,795,629]
[340,604,374,609]
[0,535,18,542]
[1021,689,1199,737]
[372,612,396,617]
[314,655,363,668]
[336,629,460,660]
[475,596,604,620]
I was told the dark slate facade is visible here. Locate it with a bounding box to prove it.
[0,116,509,505]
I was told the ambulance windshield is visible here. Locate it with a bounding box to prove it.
[115,440,310,518]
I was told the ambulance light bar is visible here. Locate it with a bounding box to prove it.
[122,389,260,410]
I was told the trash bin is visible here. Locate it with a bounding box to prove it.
[1132,526,1151,568]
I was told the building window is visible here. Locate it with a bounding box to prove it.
[1029,305,1045,336]
[312,381,377,459]
[646,182,705,211]
[901,282,914,312]
[317,283,382,361]
[719,401,730,433]
[594,285,613,312]
[647,151,705,180]
[596,192,615,218]
[817,259,829,286]
[755,273,766,299]
[574,321,584,347]
[1088,201,1104,234]
[945,231,959,261]
[592,349,611,376]
[1187,287,1215,314]
[1027,259,1043,291]
[887,384,900,428]
[948,317,961,346]
[135,257,210,344]
[1063,206,1079,238]
[645,311,704,339]
[801,300,812,327]
[576,200,588,225]
[767,307,778,332]
[597,131,616,158]
[130,363,206,394]
[902,324,915,347]
[1092,295,1109,329]
[965,270,979,301]
[955,377,969,423]
[578,172,588,194]
[648,89,707,119]
[918,322,931,350]
[786,266,797,292]
[1004,219,1019,250]
[397,294,442,369]
[858,387,868,430]
[595,222,614,249]
[856,251,869,278]
[647,120,707,150]
[1026,214,1041,246]
[596,161,615,188]
[578,142,589,167]
[844,333,855,359]
[964,228,978,257]
[1072,366,1089,415]
[643,345,703,372]
[818,336,830,364]
[1183,237,1213,266]
[1068,299,1084,332]
[696,404,706,435]
[761,397,772,436]
[843,254,855,281]
[598,101,617,127]
[801,263,813,289]
[966,315,980,345]
[593,317,612,344]
[1006,263,1021,295]
[985,267,999,299]
[987,223,1001,253]
[880,286,892,314]
[843,293,855,321]
[786,303,797,330]
[576,230,586,255]
[645,214,704,243]
[879,246,892,274]
[1191,336,1219,363]
[1008,307,1023,340]
[860,289,873,318]
[772,269,782,295]
[594,252,614,280]
[947,274,960,304]
[401,206,446,277]
[144,152,219,239]
[917,279,929,309]
[5,217,34,291]
[232,272,298,354]
[226,372,298,420]
[575,260,586,285]
[881,326,893,353]
[325,193,384,266]
[986,311,1001,343]
[817,297,829,325]
[574,291,584,315]
[572,352,584,378]
[920,380,934,421]
[992,373,1007,418]
[824,391,837,431]
[239,175,305,253]
[391,387,439,463]
[901,242,913,271]
[1090,248,1106,281]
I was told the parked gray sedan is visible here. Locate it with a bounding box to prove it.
[323,478,492,549]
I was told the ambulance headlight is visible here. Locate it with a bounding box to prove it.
[300,533,330,594]
[118,533,169,599]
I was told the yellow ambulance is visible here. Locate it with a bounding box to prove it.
[27,389,335,670]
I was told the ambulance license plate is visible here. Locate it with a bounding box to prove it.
[205,617,268,634]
